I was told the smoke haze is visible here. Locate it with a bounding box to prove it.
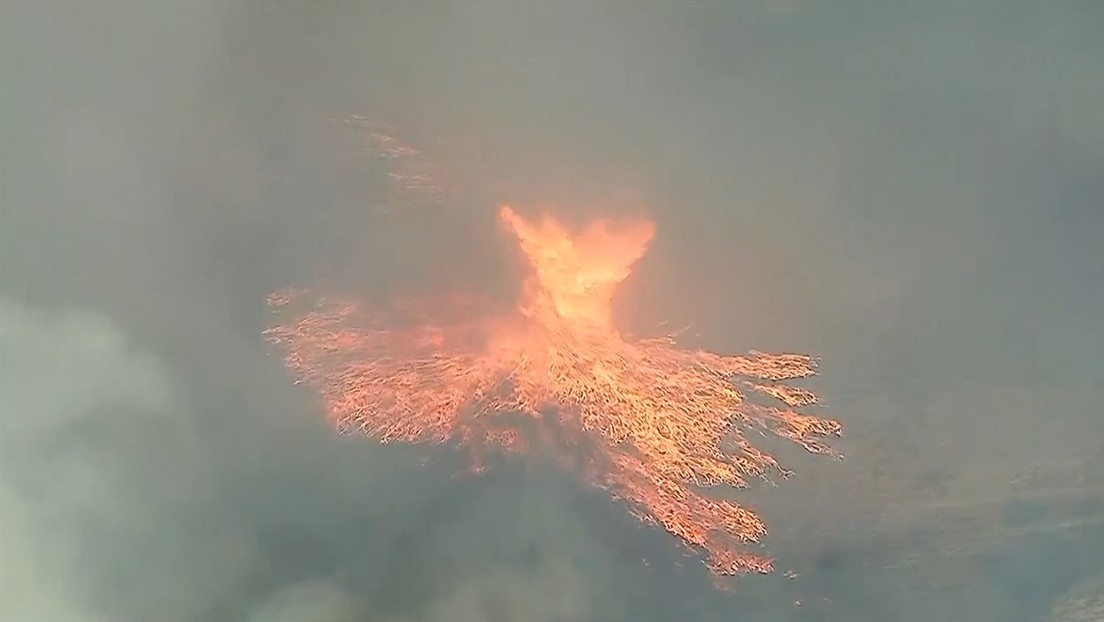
[2,1,1102,621]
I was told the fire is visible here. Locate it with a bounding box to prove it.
[499,206,655,333]
[265,123,841,577]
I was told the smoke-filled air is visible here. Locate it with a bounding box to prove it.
[3,2,1103,622]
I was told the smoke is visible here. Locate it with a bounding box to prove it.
[2,1,1102,621]
[0,300,243,622]
[0,297,611,622]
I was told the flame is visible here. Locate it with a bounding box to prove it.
[267,119,841,577]
[265,201,841,578]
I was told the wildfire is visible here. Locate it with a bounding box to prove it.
[264,122,841,577]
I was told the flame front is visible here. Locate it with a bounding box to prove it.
[266,203,841,578]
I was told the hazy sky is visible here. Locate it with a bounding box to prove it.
[2,2,1102,621]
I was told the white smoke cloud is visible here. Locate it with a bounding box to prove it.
[404,555,590,622]
[0,297,604,622]
[246,581,360,622]
[0,299,257,622]
[0,300,160,620]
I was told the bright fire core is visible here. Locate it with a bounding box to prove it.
[265,205,842,576]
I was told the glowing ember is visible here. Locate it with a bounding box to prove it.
[265,123,842,577]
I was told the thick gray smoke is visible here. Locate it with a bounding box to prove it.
[2,2,1102,621]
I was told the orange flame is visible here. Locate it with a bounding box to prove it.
[499,205,655,334]
[265,200,841,578]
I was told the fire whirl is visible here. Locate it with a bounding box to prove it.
[266,175,841,579]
